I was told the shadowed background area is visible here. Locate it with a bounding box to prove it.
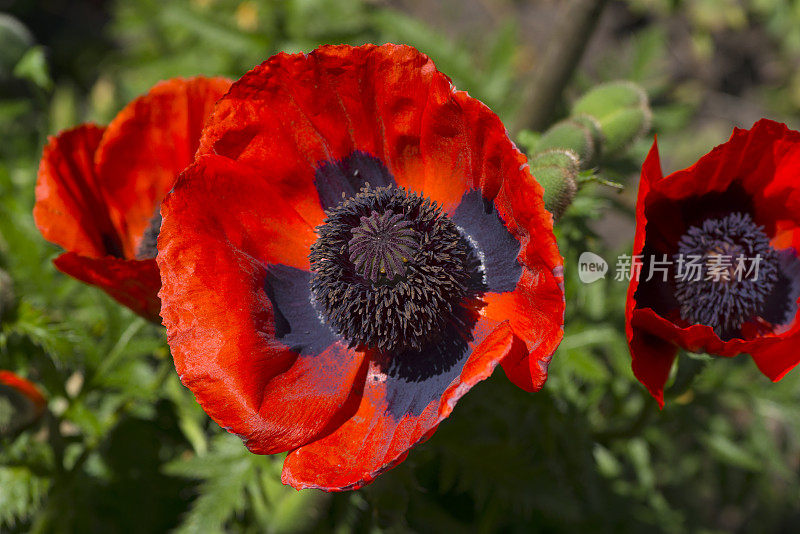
[2,1,800,532]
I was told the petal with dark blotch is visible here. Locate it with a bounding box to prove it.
[281,317,517,491]
[452,190,522,293]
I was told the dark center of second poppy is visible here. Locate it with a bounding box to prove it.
[673,211,779,339]
[309,185,483,353]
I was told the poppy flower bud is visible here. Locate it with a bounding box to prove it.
[528,149,580,220]
[533,117,601,169]
[0,371,46,437]
[572,81,652,155]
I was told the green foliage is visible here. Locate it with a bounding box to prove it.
[0,465,51,528]
[3,1,800,533]
[164,434,329,534]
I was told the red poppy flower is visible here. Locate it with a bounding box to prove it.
[0,370,46,436]
[627,119,800,406]
[34,76,231,322]
[157,44,565,491]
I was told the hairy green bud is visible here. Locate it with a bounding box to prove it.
[529,149,580,221]
[572,81,652,155]
[534,118,600,169]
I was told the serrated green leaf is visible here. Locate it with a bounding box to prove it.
[0,466,50,528]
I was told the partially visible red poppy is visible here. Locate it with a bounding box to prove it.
[0,370,46,436]
[34,77,231,321]
[627,119,800,406]
[158,44,565,491]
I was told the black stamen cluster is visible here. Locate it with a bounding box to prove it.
[309,185,481,352]
[674,212,778,339]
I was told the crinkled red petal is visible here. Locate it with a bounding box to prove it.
[159,155,366,453]
[484,268,564,392]
[281,322,518,491]
[646,120,800,237]
[53,252,161,322]
[34,124,120,258]
[492,155,565,391]
[198,45,482,220]
[95,76,231,257]
[628,324,678,409]
[160,155,317,269]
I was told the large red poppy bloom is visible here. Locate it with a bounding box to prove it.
[158,44,565,491]
[34,77,231,321]
[627,119,800,406]
[0,370,46,436]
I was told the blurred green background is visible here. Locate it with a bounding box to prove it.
[2,0,800,532]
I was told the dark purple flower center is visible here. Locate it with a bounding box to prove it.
[673,212,778,339]
[309,185,484,352]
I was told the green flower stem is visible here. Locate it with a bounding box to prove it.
[512,0,609,133]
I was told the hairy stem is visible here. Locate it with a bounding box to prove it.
[513,0,609,133]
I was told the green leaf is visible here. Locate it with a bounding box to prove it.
[0,466,51,528]
[13,47,52,91]
[165,434,273,534]
[702,433,762,472]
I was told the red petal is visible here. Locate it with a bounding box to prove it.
[749,338,800,381]
[159,155,364,453]
[34,125,121,258]
[161,155,317,269]
[489,141,565,391]
[628,325,678,409]
[95,77,231,257]
[396,82,525,214]
[53,253,161,322]
[626,140,671,404]
[281,322,518,491]
[484,267,564,392]
[198,45,476,219]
